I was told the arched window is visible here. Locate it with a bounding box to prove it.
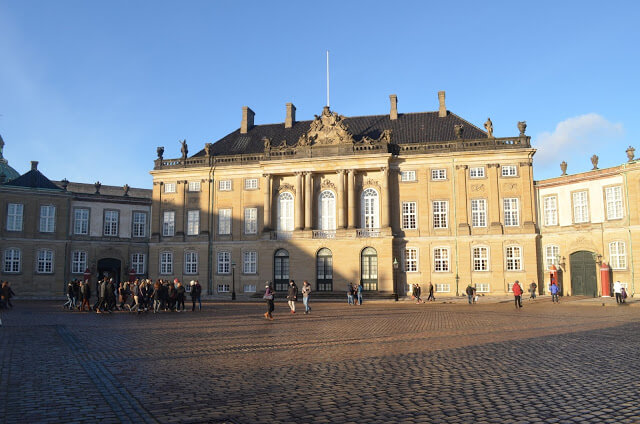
[316,248,333,291]
[360,247,378,291]
[277,192,294,232]
[361,188,379,229]
[318,190,336,230]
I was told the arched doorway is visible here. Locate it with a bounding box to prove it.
[360,247,378,291]
[274,249,290,292]
[97,258,121,284]
[316,248,333,291]
[570,251,597,297]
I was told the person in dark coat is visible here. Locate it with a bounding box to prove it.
[167,281,177,311]
[1,281,15,309]
[176,281,186,312]
[72,280,81,310]
[80,281,91,311]
[96,279,107,313]
[190,280,202,311]
[152,281,162,313]
[287,280,298,314]
[106,279,116,312]
[427,282,435,301]
[263,283,274,320]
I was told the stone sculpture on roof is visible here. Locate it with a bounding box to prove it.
[180,139,188,159]
[299,106,355,146]
[484,118,494,138]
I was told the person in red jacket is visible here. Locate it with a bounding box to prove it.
[512,280,523,308]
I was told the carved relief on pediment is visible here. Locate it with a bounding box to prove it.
[502,183,518,192]
[362,179,381,190]
[470,184,485,192]
[298,106,355,146]
[278,183,296,195]
[320,179,337,191]
[360,129,392,145]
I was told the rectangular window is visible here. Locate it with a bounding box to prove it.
[431,169,447,180]
[36,249,54,273]
[217,251,231,274]
[433,201,448,229]
[3,248,21,273]
[160,251,173,274]
[162,211,175,236]
[471,199,487,227]
[39,205,56,233]
[243,284,257,293]
[7,203,24,231]
[572,191,589,223]
[73,208,89,235]
[219,180,232,191]
[402,202,417,229]
[435,284,450,293]
[545,245,559,270]
[217,284,230,293]
[605,186,623,220]
[132,212,147,237]
[187,210,199,236]
[543,196,558,226]
[244,208,258,234]
[475,283,490,293]
[103,210,119,236]
[188,181,201,192]
[473,246,489,271]
[609,241,627,269]
[244,178,258,190]
[131,253,145,274]
[405,248,418,272]
[164,183,176,193]
[469,167,485,178]
[506,246,522,271]
[400,170,416,182]
[433,247,450,272]
[185,251,198,274]
[501,165,517,177]
[503,198,519,226]
[219,209,231,235]
[71,251,87,274]
[243,250,257,274]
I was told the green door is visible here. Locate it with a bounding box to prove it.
[570,251,597,297]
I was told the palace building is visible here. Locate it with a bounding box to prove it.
[149,92,539,297]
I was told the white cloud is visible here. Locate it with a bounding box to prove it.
[534,113,624,164]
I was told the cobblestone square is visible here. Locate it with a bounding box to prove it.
[1,298,639,423]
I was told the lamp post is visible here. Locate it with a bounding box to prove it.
[231,262,236,301]
[392,257,399,301]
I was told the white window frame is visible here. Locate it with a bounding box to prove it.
[244,178,258,190]
[471,199,487,228]
[544,245,559,270]
[543,196,558,226]
[217,251,231,274]
[475,283,490,293]
[243,284,257,293]
[572,191,589,223]
[433,200,448,229]
[132,212,147,238]
[405,247,418,272]
[162,211,175,237]
[217,284,230,293]
[188,181,201,192]
[506,246,522,271]
[131,253,145,275]
[219,180,232,191]
[400,170,416,182]
[218,208,232,235]
[318,190,337,231]
[164,183,176,193]
[244,208,258,234]
[605,186,623,220]
[278,192,295,232]
[431,169,447,180]
[39,205,56,233]
[501,165,517,177]
[3,248,21,273]
[36,249,54,274]
[74,208,89,235]
[71,251,87,274]
[433,247,450,272]
[160,251,173,275]
[472,246,489,271]
[187,210,200,236]
[609,241,627,270]
[361,188,380,229]
[103,210,119,236]
[243,250,257,274]
[503,198,520,227]
[184,251,198,274]
[469,167,485,178]
[402,202,417,230]
[435,283,450,293]
[7,203,24,231]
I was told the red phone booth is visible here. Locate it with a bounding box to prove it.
[600,262,611,297]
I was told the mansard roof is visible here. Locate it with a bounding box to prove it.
[194,110,487,157]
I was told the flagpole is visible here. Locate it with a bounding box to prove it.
[326,50,330,108]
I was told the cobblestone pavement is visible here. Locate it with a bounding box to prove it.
[1,299,639,423]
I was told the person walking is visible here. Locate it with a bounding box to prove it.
[96,279,108,313]
[357,282,364,306]
[347,283,354,305]
[287,280,298,314]
[614,280,623,304]
[550,281,560,303]
[152,281,162,313]
[529,281,537,300]
[512,280,523,309]
[80,280,91,312]
[190,280,202,311]
[106,279,116,312]
[263,283,274,320]
[427,282,435,302]
[302,280,312,314]
[466,284,474,305]
[176,281,186,312]
[1,281,15,309]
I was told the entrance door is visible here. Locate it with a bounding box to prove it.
[97,258,121,284]
[570,251,597,297]
[316,248,333,291]
[360,247,378,291]
[274,249,290,292]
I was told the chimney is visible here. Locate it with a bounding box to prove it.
[31,161,39,171]
[438,91,447,117]
[241,106,255,134]
[389,94,398,120]
[285,103,296,128]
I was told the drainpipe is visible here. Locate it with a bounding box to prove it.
[622,163,635,296]
[207,161,216,296]
[452,157,459,296]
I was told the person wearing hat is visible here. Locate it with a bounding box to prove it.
[287,280,298,314]
[190,280,202,311]
[263,282,274,320]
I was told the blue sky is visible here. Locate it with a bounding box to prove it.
[1,0,638,188]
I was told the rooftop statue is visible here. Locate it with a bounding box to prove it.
[180,139,188,159]
[484,118,494,138]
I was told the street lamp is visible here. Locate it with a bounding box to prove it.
[231,262,236,301]
[392,257,399,301]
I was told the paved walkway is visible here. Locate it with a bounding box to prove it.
[1,299,639,423]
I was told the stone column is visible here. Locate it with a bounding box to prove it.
[295,172,303,231]
[263,174,271,231]
[347,169,356,229]
[455,165,470,235]
[381,167,390,228]
[304,172,312,230]
[337,170,346,229]
[487,164,503,234]
[520,161,535,226]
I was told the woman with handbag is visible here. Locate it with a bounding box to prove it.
[263,283,275,320]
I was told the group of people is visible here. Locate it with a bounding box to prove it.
[64,278,203,314]
[262,280,313,320]
[347,282,363,305]
[0,281,15,309]
[411,283,436,303]
[613,280,629,304]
